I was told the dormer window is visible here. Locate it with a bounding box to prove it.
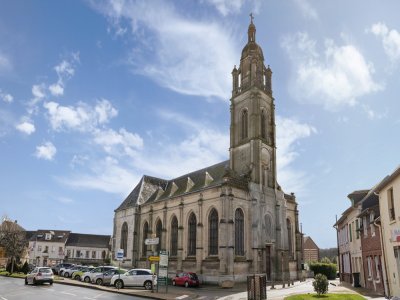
[45,233,52,240]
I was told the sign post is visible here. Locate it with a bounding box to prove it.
[159,250,169,293]
[145,237,159,293]
[115,249,124,290]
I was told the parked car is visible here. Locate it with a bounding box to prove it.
[25,267,54,285]
[72,266,94,281]
[172,272,199,287]
[53,263,73,276]
[81,266,116,283]
[110,268,155,290]
[63,265,82,278]
[93,268,127,286]
[59,264,75,276]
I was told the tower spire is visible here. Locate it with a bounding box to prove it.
[248,13,256,42]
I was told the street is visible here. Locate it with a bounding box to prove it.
[0,277,147,300]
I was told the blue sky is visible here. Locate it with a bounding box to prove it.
[1,0,400,249]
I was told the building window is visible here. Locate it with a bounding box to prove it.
[92,251,96,259]
[370,213,376,237]
[241,109,248,140]
[86,251,89,258]
[120,222,128,257]
[66,249,71,257]
[355,219,360,239]
[367,256,372,278]
[261,110,267,139]
[43,246,48,253]
[287,218,293,258]
[374,256,381,280]
[235,208,244,256]
[102,250,106,259]
[156,220,162,253]
[349,223,352,242]
[170,216,178,256]
[76,250,81,258]
[363,216,368,237]
[142,222,149,257]
[209,209,218,255]
[388,188,395,221]
[188,213,197,256]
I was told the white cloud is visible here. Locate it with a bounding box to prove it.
[370,22,400,62]
[49,54,80,97]
[29,84,47,112]
[205,0,245,16]
[293,0,318,20]
[35,141,57,161]
[91,0,237,100]
[44,99,118,132]
[0,89,13,103]
[49,83,64,96]
[0,52,12,73]
[57,197,74,204]
[93,128,143,156]
[16,121,35,135]
[276,116,316,194]
[61,156,140,195]
[282,32,382,110]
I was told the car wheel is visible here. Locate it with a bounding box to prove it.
[64,272,69,278]
[115,280,124,289]
[50,281,53,285]
[74,275,81,281]
[25,278,28,285]
[96,278,103,286]
[185,281,189,288]
[84,276,91,283]
[33,278,36,285]
[172,280,176,286]
[144,280,152,290]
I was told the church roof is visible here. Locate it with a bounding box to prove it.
[115,160,248,211]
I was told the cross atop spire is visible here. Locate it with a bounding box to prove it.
[249,12,254,24]
[248,13,256,42]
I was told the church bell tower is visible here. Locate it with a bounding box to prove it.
[229,16,276,188]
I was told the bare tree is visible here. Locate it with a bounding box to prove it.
[0,219,27,273]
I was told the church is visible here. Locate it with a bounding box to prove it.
[112,18,303,285]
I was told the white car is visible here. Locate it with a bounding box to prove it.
[25,267,54,285]
[63,265,82,278]
[81,266,116,283]
[59,264,75,276]
[111,268,155,290]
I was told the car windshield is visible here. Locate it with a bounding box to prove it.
[40,268,52,273]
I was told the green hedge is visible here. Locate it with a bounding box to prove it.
[309,262,337,280]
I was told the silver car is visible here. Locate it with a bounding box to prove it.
[110,268,155,290]
[81,266,116,283]
[93,268,128,286]
[25,267,54,285]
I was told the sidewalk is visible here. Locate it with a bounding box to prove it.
[217,279,386,300]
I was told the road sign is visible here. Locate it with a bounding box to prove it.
[116,249,124,261]
[149,256,160,262]
[145,237,159,245]
[159,251,168,267]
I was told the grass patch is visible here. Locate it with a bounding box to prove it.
[285,294,366,300]
[0,271,26,278]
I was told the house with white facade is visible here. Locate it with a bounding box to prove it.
[65,233,111,264]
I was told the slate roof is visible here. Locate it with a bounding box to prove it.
[30,230,70,243]
[303,236,319,250]
[66,233,111,249]
[358,184,381,218]
[347,189,369,206]
[116,160,250,211]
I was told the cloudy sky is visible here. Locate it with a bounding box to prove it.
[1,0,400,248]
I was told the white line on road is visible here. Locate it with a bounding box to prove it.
[1,296,8,300]
[176,295,189,300]
[94,293,105,298]
[61,291,77,296]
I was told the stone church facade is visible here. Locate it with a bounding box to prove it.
[113,19,303,284]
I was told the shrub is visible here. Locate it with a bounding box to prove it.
[309,262,337,280]
[21,261,29,274]
[313,273,328,295]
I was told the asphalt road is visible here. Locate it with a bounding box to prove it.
[0,277,148,300]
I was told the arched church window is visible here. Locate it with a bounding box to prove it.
[261,110,267,139]
[209,209,219,255]
[265,214,273,241]
[188,213,197,256]
[142,222,149,257]
[235,208,244,256]
[156,219,162,253]
[287,218,293,259]
[241,109,248,140]
[120,222,128,257]
[170,216,178,256]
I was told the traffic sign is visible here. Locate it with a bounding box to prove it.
[145,237,159,245]
[116,249,124,261]
[149,256,160,262]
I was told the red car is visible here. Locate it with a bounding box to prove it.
[172,272,199,287]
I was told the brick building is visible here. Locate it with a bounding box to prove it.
[303,236,319,262]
